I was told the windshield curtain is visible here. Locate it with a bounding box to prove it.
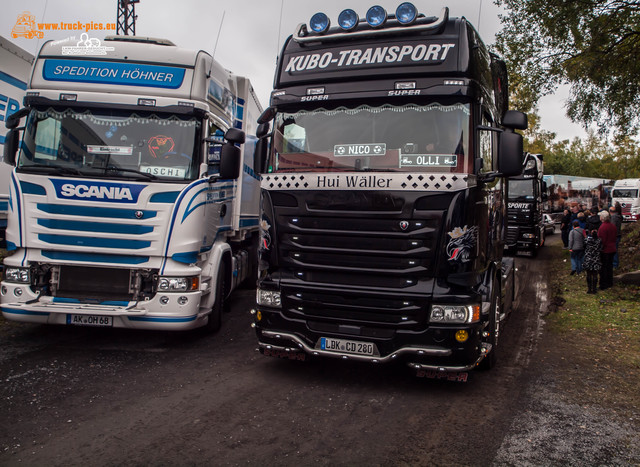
[508,179,535,199]
[269,103,472,174]
[18,107,201,181]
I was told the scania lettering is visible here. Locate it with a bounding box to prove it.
[0,36,34,248]
[1,36,263,331]
[505,153,546,256]
[252,3,527,375]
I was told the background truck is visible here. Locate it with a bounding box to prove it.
[251,2,527,375]
[0,36,34,248]
[1,35,262,331]
[611,178,640,222]
[505,153,546,256]
[543,174,612,213]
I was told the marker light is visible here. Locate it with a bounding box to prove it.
[338,8,359,31]
[396,2,418,24]
[366,5,387,27]
[309,12,330,33]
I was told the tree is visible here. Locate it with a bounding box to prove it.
[494,0,640,136]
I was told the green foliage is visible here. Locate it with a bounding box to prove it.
[494,0,640,136]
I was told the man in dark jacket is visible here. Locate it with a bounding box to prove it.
[560,209,571,248]
[609,206,622,268]
[598,211,617,290]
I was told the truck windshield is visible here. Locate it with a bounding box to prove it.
[508,179,535,199]
[612,189,638,198]
[17,107,201,181]
[269,103,471,173]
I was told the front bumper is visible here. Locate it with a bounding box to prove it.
[253,307,490,372]
[1,281,207,331]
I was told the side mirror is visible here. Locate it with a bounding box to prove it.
[3,129,20,166]
[218,143,241,180]
[254,138,269,174]
[5,107,29,130]
[256,123,270,139]
[498,130,524,177]
[502,110,528,130]
[258,106,276,125]
[224,128,245,145]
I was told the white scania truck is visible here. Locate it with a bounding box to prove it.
[611,178,640,222]
[0,36,34,248]
[1,36,262,331]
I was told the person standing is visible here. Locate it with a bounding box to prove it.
[560,208,571,248]
[568,220,585,275]
[597,210,617,290]
[609,206,622,269]
[583,229,602,294]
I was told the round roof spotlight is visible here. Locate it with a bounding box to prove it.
[396,2,418,25]
[366,5,387,27]
[338,8,359,31]
[309,12,330,34]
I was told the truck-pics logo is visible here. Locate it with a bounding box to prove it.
[51,179,145,203]
[285,42,455,73]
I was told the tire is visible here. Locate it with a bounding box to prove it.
[479,284,500,370]
[204,267,225,333]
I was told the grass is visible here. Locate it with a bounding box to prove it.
[545,224,640,414]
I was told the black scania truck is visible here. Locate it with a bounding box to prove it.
[506,153,546,256]
[252,3,527,377]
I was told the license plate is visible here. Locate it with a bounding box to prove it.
[67,314,113,327]
[319,337,376,356]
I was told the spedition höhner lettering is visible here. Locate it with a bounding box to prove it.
[285,43,455,73]
[51,65,175,83]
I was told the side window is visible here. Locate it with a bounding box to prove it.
[207,121,225,175]
[478,113,495,174]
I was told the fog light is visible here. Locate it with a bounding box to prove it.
[178,296,188,305]
[309,12,330,33]
[455,330,469,343]
[1,286,7,295]
[160,296,169,305]
[338,8,359,31]
[14,288,23,297]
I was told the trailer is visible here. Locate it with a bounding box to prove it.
[0,36,34,248]
[251,3,526,375]
[1,36,262,331]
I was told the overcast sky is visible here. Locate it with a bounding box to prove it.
[1,0,587,140]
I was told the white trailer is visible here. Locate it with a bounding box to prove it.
[611,178,640,222]
[0,36,34,247]
[1,36,262,331]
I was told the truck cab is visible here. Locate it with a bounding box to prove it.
[506,153,546,256]
[252,3,526,374]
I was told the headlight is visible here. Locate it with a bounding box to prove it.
[429,305,479,323]
[256,289,281,308]
[4,267,30,284]
[157,276,199,292]
[522,233,535,239]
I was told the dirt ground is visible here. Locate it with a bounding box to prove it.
[0,235,638,465]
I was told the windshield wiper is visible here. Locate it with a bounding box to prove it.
[18,164,86,176]
[103,166,157,180]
